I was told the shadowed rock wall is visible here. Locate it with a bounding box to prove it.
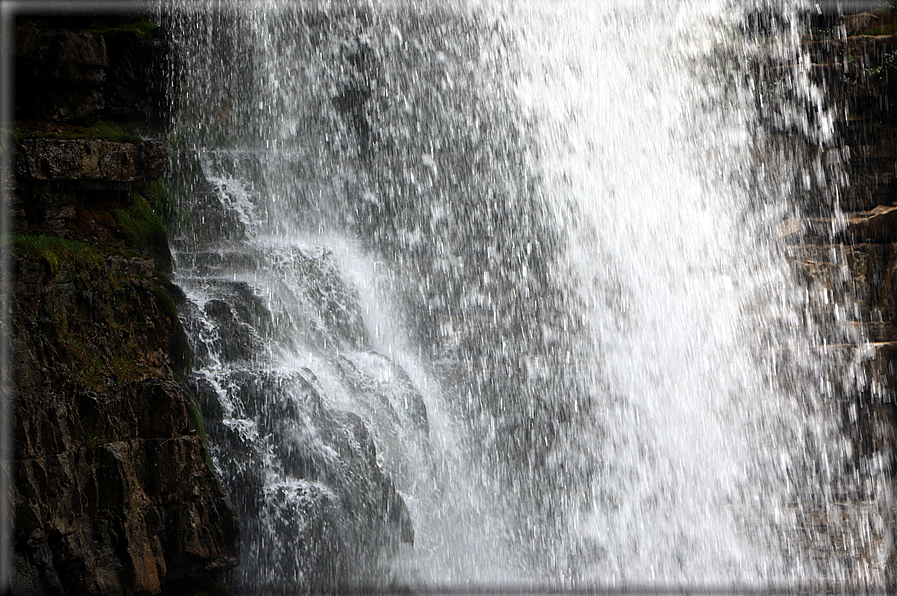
[8,15,239,595]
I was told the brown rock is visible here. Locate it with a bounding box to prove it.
[839,12,882,37]
[15,28,108,82]
[11,205,239,594]
[10,16,240,596]
[15,138,167,184]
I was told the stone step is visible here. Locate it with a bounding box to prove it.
[786,242,895,313]
[783,207,897,244]
[779,500,887,587]
[848,320,897,343]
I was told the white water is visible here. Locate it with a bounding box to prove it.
[164,0,878,590]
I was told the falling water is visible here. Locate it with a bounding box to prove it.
[161,0,881,590]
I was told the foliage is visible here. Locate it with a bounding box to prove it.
[13,120,144,144]
[13,233,102,277]
[86,16,159,40]
[861,22,897,36]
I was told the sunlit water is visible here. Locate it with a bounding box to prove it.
[162,0,881,590]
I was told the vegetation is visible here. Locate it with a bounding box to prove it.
[86,16,159,40]
[12,120,144,144]
[143,176,192,230]
[184,393,215,472]
[13,233,147,390]
[154,283,194,375]
[117,192,173,274]
[13,233,103,277]
[861,22,897,36]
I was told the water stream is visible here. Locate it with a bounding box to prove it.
[163,0,881,590]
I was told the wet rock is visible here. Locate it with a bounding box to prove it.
[16,138,167,185]
[839,13,882,37]
[203,299,262,363]
[15,27,108,122]
[15,27,107,82]
[190,366,414,590]
[103,35,171,126]
[11,248,241,594]
[10,15,240,594]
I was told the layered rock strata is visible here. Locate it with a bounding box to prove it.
[8,16,239,595]
[778,9,897,585]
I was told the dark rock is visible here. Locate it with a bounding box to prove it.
[11,243,240,593]
[10,15,240,593]
[202,299,263,364]
[103,35,171,126]
[189,362,414,589]
[15,27,108,82]
[15,138,167,185]
[15,27,108,122]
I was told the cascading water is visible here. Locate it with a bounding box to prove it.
[161,0,885,590]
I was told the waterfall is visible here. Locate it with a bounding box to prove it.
[162,0,881,590]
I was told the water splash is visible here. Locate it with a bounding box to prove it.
[161,0,878,590]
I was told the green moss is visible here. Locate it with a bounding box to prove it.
[86,16,159,40]
[13,233,103,277]
[154,284,194,375]
[862,22,897,36]
[14,120,144,144]
[116,194,173,274]
[13,232,161,390]
[184,393,214,472]
[144,178,174,213]
[143,177,191,230]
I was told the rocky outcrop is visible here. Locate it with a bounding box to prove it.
[15,20,170,126]
[779,10,897,584]
[11,244,239,594]
[170,144,417,589]
[15,139,166,184]
[9,16,239,595]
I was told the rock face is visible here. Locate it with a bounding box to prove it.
[11,244,239,594]
[170,144,418,589]
[15,21,170,126]
[792,11,897,583]
[15,138,167,184]
[9,16,239,595]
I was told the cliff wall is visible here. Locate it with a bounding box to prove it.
[8,16,239,595]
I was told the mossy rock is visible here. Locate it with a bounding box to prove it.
[862,22,897,36]
[12,233,103,278]
[154,283,193,376]
[116,192,173,275]
[86,16,159,40]
[182,387,214,472]
[13,234,148,390]
[13,120,145,144]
